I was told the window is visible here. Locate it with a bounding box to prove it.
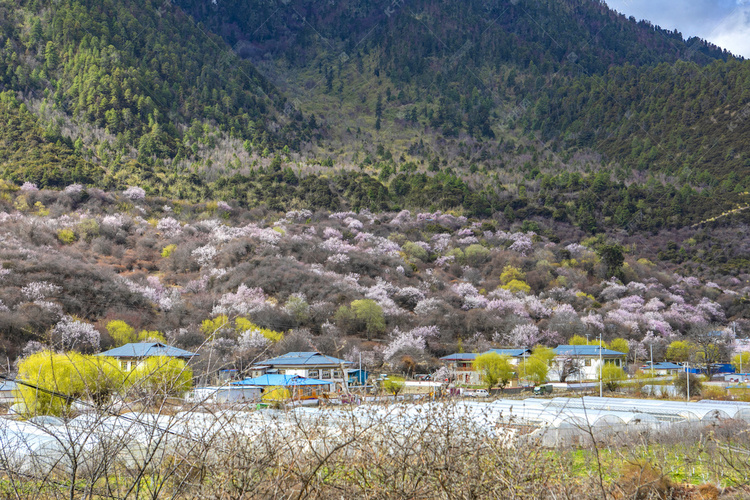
[307,369,319,378]
[584,359,592,367]
[322,370,331,379]
[333,370,342,378]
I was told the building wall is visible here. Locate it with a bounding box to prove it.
[548,357,624,382]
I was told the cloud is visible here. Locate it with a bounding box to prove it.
[607,0,750,57]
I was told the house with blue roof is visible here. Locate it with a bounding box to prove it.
[550,345,626,382]
[250,352,353,391]
[439,348,532,385]
[97,342,198,372]
[640,361,684,376]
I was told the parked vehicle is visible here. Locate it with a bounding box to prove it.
[468,389,489,398]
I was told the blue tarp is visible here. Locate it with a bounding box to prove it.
[233,374,333,387]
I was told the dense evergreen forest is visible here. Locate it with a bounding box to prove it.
[0,0,748,276]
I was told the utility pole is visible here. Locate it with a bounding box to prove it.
[686,362,690,402]
[599,333,603,398]
[650,343,654,373]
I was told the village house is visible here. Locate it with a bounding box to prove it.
[550,345,626,382]
[97,342,198,372]
[640,361,684,376]
[250,352,353,391]
[440,349,532,385]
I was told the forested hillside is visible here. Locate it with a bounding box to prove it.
[0,0,747,278]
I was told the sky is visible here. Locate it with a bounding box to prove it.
[606,0,750,58]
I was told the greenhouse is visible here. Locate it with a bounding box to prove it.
[0,397,747,476]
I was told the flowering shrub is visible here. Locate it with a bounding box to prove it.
[213,284,270,316]
[21,281,62,302]
[157,217,182,237]
[327,253,350,265]
[20,182,39,192]
[122,186,146,200]
[53,315,100,350]
[64,184,83,195]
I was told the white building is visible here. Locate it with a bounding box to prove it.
[550,345,626,382]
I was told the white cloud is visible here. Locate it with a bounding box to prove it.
[607,0,750,57]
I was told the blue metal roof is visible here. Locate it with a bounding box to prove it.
[485,348,532,357]
[233,374,333,387]
[440,353,480,361]
[257,351,353,367]
[97,342,198,359]
[553,345,625,357]
[0,381,17,392]
[644,362,683,370]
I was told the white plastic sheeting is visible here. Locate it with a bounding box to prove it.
[0,397,746,475]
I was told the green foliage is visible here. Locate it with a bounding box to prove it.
[402,241,428,261]
[674,372,702,398]
[338,299,386,341]
[601,363,626,392]
[382,376,405,396]
[732,352,750,373]
[15,351,124,416]
[474,352,515,391]
[569,335,588,346]
[464,244,490,265]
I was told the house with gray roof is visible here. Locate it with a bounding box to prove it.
[98,342,198,372]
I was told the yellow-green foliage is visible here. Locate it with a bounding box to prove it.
[608,338,630,355]
[518,346,553,385]
[499,266,531,294]
[569,335,588,345]
[382,376,405,396]
[602,363,626,391]
[33,201,49,216]
[161,244,177,257]
[666,340,693,362]
[474,352,515,390]
[575,291,595,301]
[262,386,291,402]
[57,228,76,244]
[234,317,284,342]
[15,351,124,417]
[127,356,193,397]
[501,279,531,294]
[201,315,231,337]
[500,265,525,285]
[138,330,166,343]
[732,352,750,373]
[106,320,136,346]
